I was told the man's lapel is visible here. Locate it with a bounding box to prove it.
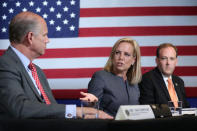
[7,47,44,102]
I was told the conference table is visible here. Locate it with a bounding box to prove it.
[1,115,197,131]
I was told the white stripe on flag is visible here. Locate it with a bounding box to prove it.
[48,76,197,90]
[1,35,197,49]
[34,56,197,69]
[80,16,197,28]
[80,0,197,8]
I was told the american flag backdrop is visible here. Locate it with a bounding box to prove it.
[0,0,197,99]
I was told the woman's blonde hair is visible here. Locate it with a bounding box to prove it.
[104,38,142,85]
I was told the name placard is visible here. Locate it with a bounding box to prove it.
[115,105,155,120]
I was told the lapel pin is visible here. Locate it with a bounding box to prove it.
[152,105,156,109]
[175,83,178,86]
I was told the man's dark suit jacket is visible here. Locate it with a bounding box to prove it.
[0,47,65,119]
[139,67,190,108]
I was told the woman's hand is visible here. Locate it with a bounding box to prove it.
[79,91,98,102]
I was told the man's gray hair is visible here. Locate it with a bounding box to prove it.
[9,13,40,43]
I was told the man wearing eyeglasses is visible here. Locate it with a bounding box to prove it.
[139,43,190,108]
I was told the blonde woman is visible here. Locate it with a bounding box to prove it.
[88,38,142,117]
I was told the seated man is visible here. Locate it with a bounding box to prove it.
[139,43,190,108]
[0,11,113,119]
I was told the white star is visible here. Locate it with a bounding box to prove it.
[9,8,14,13]
[43,13,48,19]
[2,27,6,33]
[70,0,76,5]
[16,1,21,7]
[56,13,62,18]
[56,26,61,31]
[22,8,27,12]
[56,0,62,6]
[69,25,75,31]
[70,12,75,18]
[50,7,55,12]
[43,1,48,6]
[63,19,68,24]
[36,7,41,12]
[63,6,69,12]
[49,20,55,25]
[2,14,7,20]
[29,1,34,7]
[2,2,7,7]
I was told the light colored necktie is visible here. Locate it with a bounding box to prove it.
[167,78,178,108]
[29,62,51,105]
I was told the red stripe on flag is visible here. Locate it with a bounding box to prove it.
[177,46,197,56]
[44,67,197,78]
[142,67,197,76]
[0,50,4,56]
[141,46,197,56]
[79,26,197,37]
[186,88,197,97]
[52,87,197,99]
[52,89,87,99]
[40,47,111,58]
[39,46,197,58]
[174,66,197,76]
[1,46,197,58]
[44,68,102,78]
[80,6,197,17]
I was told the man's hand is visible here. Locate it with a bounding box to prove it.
[79,91,98,102]
[97,110,114,119]
[76,107,114,119]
